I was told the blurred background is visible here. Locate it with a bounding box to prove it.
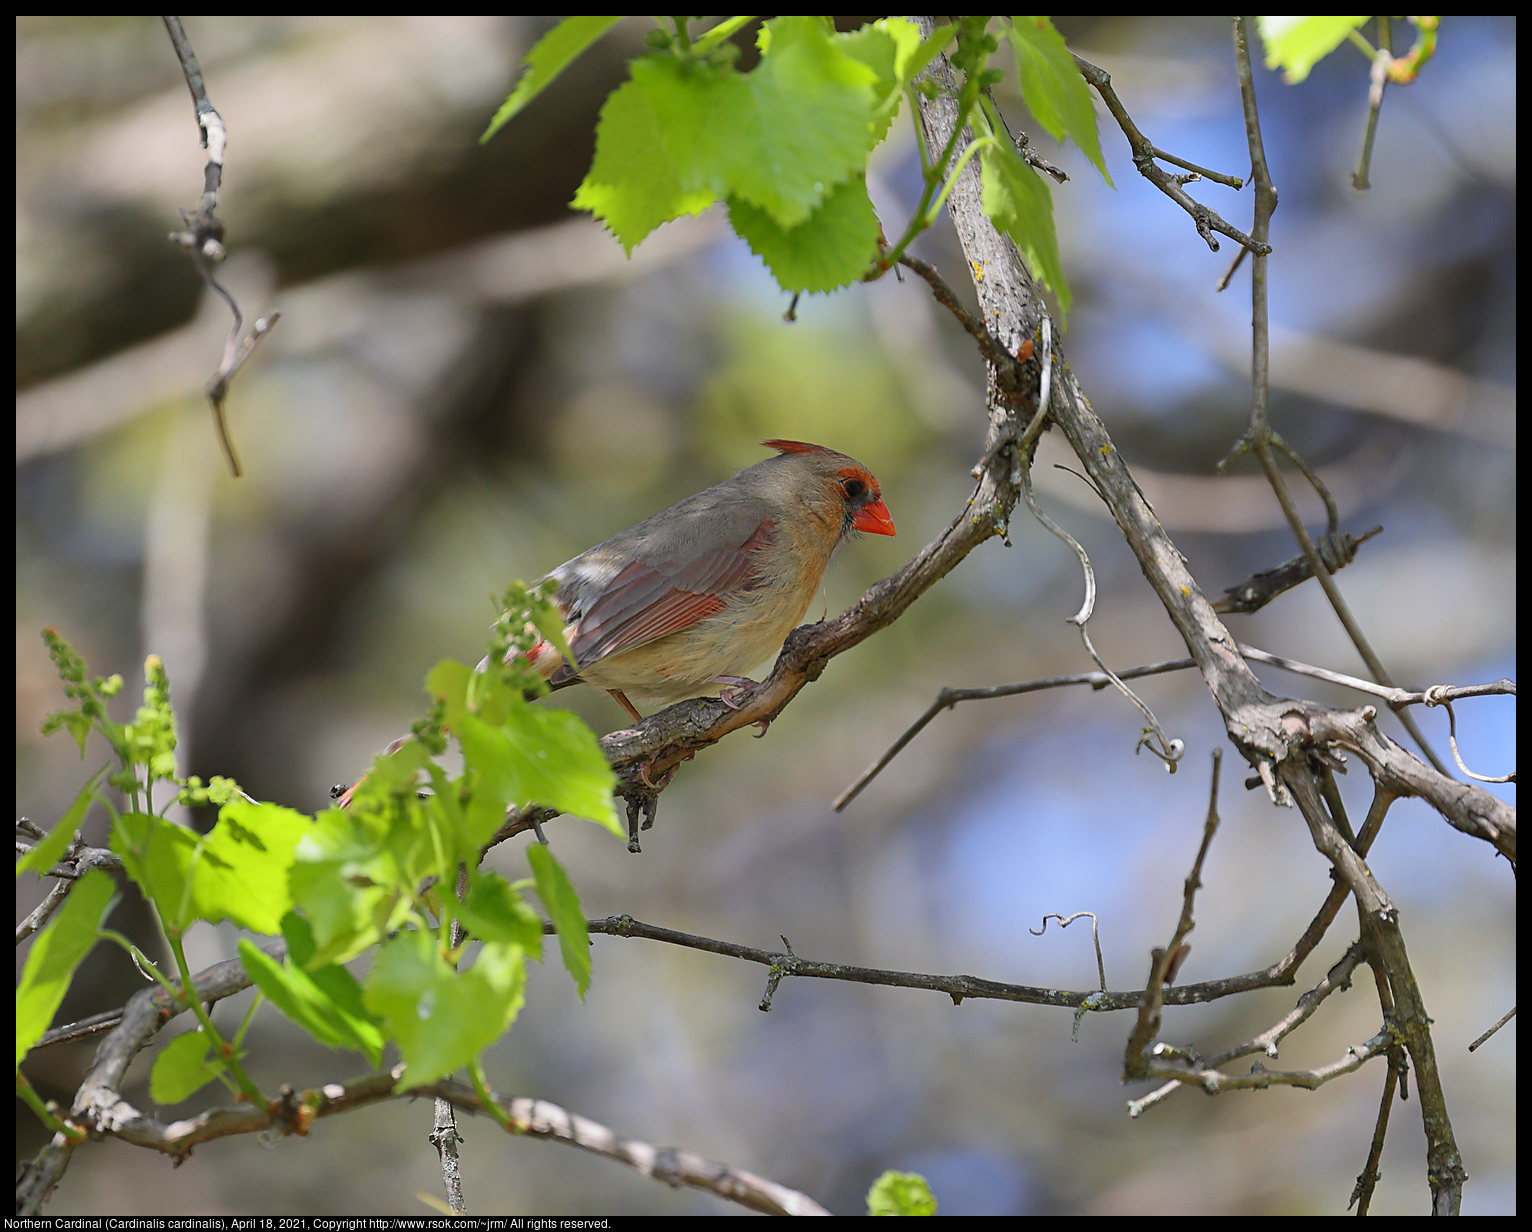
[17,15,1514,1216]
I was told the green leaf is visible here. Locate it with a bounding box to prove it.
[708,16,876,226]
[456,708,619,835]
[527,843,590,998]
[150,1028,229,1105]
[1005,17,1111,185]
[112,803,308,935]
[835,17,926,144]
[291,806,424,965]
[240,919,384,1065]
[482,17,623,142]
[426,658,473,713]
[901,21,959,84]
[111,811,200,932]
[867,1170,938,1216]
[364,932,527,1087]
[197,802,309,935]
[453,872,545,956]
[1257,16,1369,84]
[17,765,107,877]
[573,55,724,252]
[979,139,1071,321]
[16,867,118,1066]
[573,16,880,249]
[728,175,881,293]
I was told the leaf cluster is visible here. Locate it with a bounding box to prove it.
[486,16,1111,309]
[18,600,620,1116]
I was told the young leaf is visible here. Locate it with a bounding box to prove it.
[979,140,1071,320]
[150,1029,228,1105]
[729,174,881,294]
[706,15,877,227]
[454,872,546,955]
[16,867,118,1066]
[113,803,308,936]
[110,811,200,933]
[1257,16,1370,84]
[364,932,528,1088]
[196,801,309,936]
[866,1169,938,1216]
[1004,17,1112,185]
[239,924,384,1066]
[573,55,723,252]
[482,16,623,143]
[527,842,590,998]
[900,21,959,85]
[16,764,107,878]
[291,805,427,965]
[456,708,619,835]
[836,18,951,145]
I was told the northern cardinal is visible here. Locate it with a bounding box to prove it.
[516,438,895,721]
[337,440,893,807]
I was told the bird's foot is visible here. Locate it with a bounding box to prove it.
[638,749,692,790]
[713,676,771,736]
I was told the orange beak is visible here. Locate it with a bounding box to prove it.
[854,498,896,536]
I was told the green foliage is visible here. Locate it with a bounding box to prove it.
[729,176,881,294]
[1004,16,1111,184]
[528,841,591,998]
[977,97,1070,317]
[239,918,384,1065]
[867,1169,938,1216]
[15,765,107,877]
[481,16,623,142]
[1256,16,1369,83]
[111,803,310,936]
[16,867,118,1067]
[150,1028,238,1105]
[495,16,1108,309]
[363,930,529,1087]
[20,622,618,1108]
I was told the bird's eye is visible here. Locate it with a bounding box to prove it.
[842,478,866,500]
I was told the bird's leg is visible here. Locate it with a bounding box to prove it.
[602,690,696,790]
[608,689,645,724]
[712,676,771,736]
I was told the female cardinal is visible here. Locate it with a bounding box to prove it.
[336,441,892,808]
[516,438,895,721]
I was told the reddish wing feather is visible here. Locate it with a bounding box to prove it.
[564,518,777,670]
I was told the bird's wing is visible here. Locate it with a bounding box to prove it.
[556,513,777,674]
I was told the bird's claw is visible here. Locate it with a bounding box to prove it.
[714,676,757,708]
[714,676,771,736]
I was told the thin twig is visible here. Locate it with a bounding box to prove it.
[162,16,280,478]
[834,637,1510,811]
[1467,1006,1516,1053]
[1072,52,1268,255]
[895,253,1017,374]
[1124,750,1222,1082]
